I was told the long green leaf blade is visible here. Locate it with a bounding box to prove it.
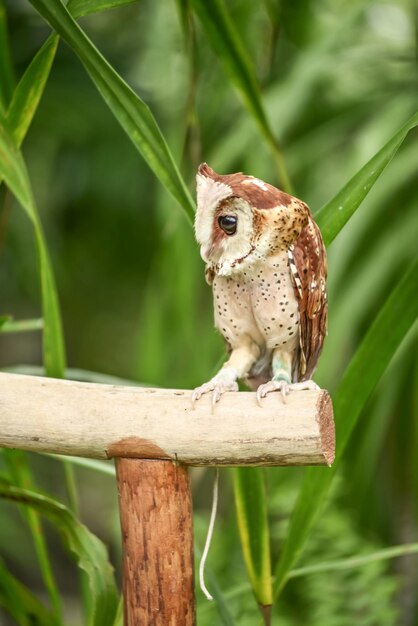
[5,2,141,150]
[0,0,15,108]
[289,543,418,579]
[205,541,418,607]
[273,256,418,598]
[316,112,418,246]
[112,597,124,626]
[6,34,59,146]
[191,0,291,192]
[201,541,418,607]
[28,0,195,222]
[191,0,268,137]
[0,318,44,333]
[43,453,117,477]
[67,0,140,19]
[2,364,142,385]
[3,451,62,621]
[0,117,32,208]
[233,468,272,615]
[197,564,237,626]
[38,242,66,377]
[0,116,65,377]
[0,480,119,626]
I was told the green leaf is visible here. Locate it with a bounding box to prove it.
[0,116,65,377]
[0,0,15,108]
[3,451,62,621]
[0,480,119,626]
[28,0,195,223]
[273,256,418,598]
[0,318,44,333]
[233,468,272,612]
[174,0,191,42]
[2,364,143,385]
[288,543,418,579]
[191,0,291,192]
[0,34,58,190]
[43,453,117,477]
[196,559,237,626]
[206,577,237,626]
[6,34,59,146]
[0,555,53,626]
[316,111,418,246]
[192,0,267,133]
[201,542,418,606]
[0,115,32,208]
[2,0,143,145]
[67,0,140,19]
[112,597,124,626]
[37,242,66,377]
[4,2,140,150]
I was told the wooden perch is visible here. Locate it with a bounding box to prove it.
[0,372,335,466]
[0,371,335,624]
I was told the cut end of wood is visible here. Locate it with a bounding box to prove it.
[316,390,335,466]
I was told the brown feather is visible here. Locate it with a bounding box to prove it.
[289,212,328,381]
[198,163,293,210]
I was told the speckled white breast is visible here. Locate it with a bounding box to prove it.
[212,250,299,353]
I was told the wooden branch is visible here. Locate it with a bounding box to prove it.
[0,372,335,466]
[116,459,195,625]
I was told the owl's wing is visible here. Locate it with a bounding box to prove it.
[288,215,328,381]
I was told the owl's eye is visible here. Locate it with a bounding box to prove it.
[218,215,237,235]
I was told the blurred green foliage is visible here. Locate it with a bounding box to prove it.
[0,0,417,624]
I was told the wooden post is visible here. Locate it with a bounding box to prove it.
[116,459,195,626]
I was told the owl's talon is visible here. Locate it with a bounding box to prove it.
[257,379,290,404]
[191,390,201,409]
[256,379,320,404]
[192,368,239,409]
[291,380,320,392]
[212,389,219,411]
[281,385,288,403]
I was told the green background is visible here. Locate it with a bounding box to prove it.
[0,0,417,624]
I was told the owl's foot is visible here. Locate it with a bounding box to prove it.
[192,367,239,411]
[256,379,319,405]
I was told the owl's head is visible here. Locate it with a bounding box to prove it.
[195,163,308,276]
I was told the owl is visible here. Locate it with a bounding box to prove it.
[192,163,328,407]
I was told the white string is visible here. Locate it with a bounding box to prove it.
[199,467,219,601]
